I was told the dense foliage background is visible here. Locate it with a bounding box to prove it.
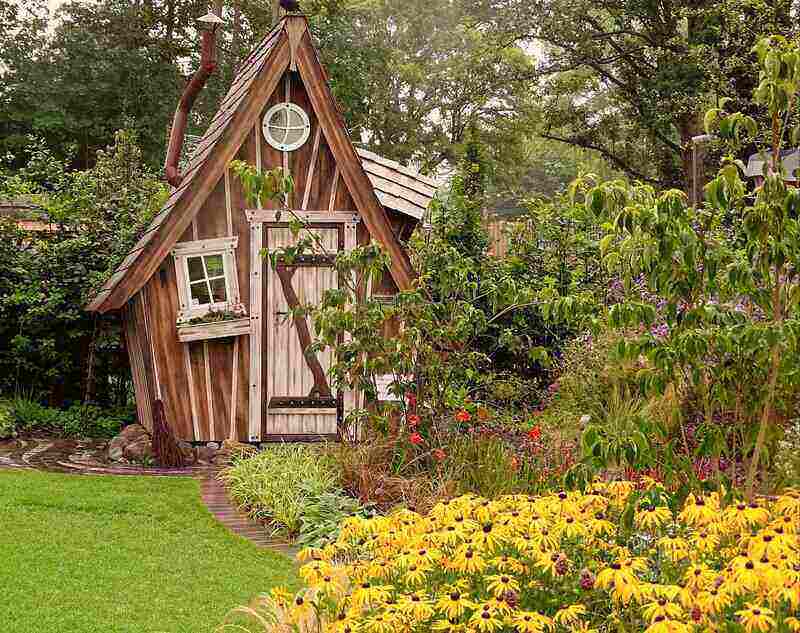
[3,0,800,496]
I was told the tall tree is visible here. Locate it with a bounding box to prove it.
[472,0,796,192]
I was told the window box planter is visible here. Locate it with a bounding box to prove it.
[177,316,251,343]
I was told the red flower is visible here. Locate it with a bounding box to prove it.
[409,432,424,445]
[432,448,446,461]
[405,392,417,407]
[528,426,542,441]
[407,413,421,427]
[455,409,471,422]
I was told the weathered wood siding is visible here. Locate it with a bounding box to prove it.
[120,70,367,442]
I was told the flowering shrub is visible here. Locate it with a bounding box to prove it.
[222,482,800,633]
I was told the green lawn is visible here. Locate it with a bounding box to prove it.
[0,470,298,633]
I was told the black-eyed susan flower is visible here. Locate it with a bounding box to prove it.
[468,603,504,632]
[643,616,690,633]
[396,591,434,621]
[636,505,672,531]
[451,545,487,574]
[679,494,719,527]
[641,598,683,623]
[512,611,553,633]
[735,603,775,633]
[682,563,716,591]
[351,582,392,610]
[554,603,587,626]
[657,535,689,563]
[689,529,720,553]
[435,588,474,619]
[485,573,520,599]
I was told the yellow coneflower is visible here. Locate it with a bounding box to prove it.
[485,573,520,599]
[468,604,504,633]
[679,494,719,527]
[643,616,690,633]
[689,529,720,553]
[558,515,589,539]
[450,544,488,574]
[636,505,673,531]
[569,622,599,633]
[435,587,474,619]
[351,582,391,610]
[683,564,716,591]
[641,598,684,623]
[490,554,526,574]
[511,611,553,633]
[396,591,434,622]
[734,603,775,633]
[554,603,587,626]
[724,501,770,532]
[657,535,689,563]
[785,616,800,632]
[403,562,429,586]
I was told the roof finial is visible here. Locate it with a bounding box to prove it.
[279,0,301,13]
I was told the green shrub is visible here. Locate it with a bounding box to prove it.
[0,401,14,439]
[220,444,341,537]
[7,398,128,438]
[298,489,374,549]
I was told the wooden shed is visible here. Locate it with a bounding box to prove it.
[87,15,438,443]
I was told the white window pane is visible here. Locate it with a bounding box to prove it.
[284,127,305,146]
[210,277,228,303]
[190,281,211,305]
[287,109,304,127]
[204,254,224,277]
[187,256,205,282]
[270,108,287,127]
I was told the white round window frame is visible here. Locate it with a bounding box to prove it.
[262,102,311,152]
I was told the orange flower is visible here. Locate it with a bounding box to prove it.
[528,426,542,441]
[407,414,421,427]
[455,409,471,422]
[477,407,491,421]
[433,448,447,461]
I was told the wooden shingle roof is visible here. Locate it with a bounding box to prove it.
[356,148,439,220]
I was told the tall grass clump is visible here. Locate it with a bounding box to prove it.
[220,444,340,537]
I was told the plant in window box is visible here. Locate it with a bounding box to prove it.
[176,303,249,343]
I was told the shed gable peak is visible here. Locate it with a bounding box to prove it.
[86,15,413,313]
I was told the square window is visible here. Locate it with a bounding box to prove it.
[174,239,240,322]
[185,254,229,307]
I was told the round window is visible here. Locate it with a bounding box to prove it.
[262,103,311,151]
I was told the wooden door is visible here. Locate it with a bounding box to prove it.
[247,210,358,441]
[263,224,340,438]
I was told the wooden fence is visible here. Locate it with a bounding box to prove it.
[486,219,513,257]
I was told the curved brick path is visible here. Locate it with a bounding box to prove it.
[0,437,293,554]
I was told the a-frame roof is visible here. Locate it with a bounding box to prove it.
[87,15,415,313]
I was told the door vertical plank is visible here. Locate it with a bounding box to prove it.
[230,336,239,440]
[184,344,200,440]
[203,341,214,439]
[248,219,263,441]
